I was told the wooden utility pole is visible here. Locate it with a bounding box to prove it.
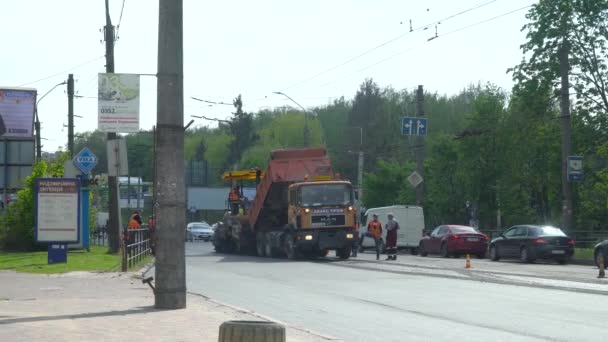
[103,0,121,254]
[67,74,75,157]
[155,0,186,309]
[415,85,425,206]
[559,42,574,232]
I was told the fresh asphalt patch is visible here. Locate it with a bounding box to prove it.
[320,259,608,296]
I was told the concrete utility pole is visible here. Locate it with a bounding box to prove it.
[352,127,364,204]
[415,85,425,206]
[104,0,121,254]
[155,0,186,309]
[559,42,574,232]
[67,74,75,157]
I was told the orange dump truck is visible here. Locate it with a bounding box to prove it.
[213,148,357,259]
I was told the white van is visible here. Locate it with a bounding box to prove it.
[358,205,425,254]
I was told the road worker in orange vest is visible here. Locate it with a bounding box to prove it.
[128,211,142,230]
[358,214,383,260]
[228,186,241,215]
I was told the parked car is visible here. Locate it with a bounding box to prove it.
[359,205,425,254]
[186,222,214,242]
[489,225,574,264]
[419,225,488,258]
[593,240,608,267]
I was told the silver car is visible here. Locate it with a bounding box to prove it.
[186,222,214,242]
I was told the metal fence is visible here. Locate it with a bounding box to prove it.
[90,227,109,246]
[123,228,153,270]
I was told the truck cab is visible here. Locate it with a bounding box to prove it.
[286,180,357,258]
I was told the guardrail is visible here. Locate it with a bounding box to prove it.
[122,228,153,271]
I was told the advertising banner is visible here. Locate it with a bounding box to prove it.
[98,73,140,133]
[0,88,36,139]
[35,178,80,243]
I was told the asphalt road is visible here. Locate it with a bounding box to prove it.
[186,242,608,342]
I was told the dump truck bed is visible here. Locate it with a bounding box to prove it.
[247,148,334,231]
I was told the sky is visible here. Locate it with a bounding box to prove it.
[2,0,536,152]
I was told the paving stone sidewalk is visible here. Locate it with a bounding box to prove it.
[0,270,334,342]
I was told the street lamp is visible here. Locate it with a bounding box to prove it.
[272,91,310,147]
[35,81,68,160]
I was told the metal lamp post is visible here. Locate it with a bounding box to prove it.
[35,81,67,160]
[272,91,310,147]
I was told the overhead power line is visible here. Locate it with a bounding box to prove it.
[18,56,104,87]
[278,0,499,92]
[297,4,531,95]
[117,0,127,29]
[190,96,233,106]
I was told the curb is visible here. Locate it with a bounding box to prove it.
[188,292,343,341]
[570,259,595,266]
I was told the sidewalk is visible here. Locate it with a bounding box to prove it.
[0,270,333,342]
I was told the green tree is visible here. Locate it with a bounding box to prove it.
[363,160,415,209]
[1,161,48,251]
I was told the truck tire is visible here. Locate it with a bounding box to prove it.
[337,247,351,260]
[256,233,265,257]
[265,234,277,258]
[218,320,285,342]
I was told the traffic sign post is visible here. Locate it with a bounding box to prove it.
[402,117,427,136]
[567,156,583,182]
[73,148,98,250]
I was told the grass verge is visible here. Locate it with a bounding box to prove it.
[0,245,120,274]
[575,248,594,261]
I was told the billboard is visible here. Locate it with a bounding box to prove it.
[0,87,36,139]
[98,73,140,133]
[35,178,80,243]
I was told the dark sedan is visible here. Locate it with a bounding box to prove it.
[490,225,574,264]
[593,240,608,268]
[419,225,488,258]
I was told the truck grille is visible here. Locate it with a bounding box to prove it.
[311,214,345,226]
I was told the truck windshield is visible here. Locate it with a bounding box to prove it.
[299,184,353,207]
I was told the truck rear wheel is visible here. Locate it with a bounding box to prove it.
[256,233,265,257]
[265,233,277,258]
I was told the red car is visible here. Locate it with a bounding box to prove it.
[419,225,488,258]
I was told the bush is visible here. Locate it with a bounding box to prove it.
[0,152,76,251]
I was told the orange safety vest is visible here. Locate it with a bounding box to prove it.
[368,220,383,239]
[128,214,141,230]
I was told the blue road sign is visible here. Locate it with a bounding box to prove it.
[73,147,98,174]
[402,117,427,136]
[416,118,427,136]
[567,156,583,182]
[402,117,414,135]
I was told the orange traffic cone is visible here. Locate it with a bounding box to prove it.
[465,254,471,269]
[598,254,605,279]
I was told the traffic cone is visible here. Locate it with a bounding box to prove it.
[598,255,605,279]
[465,254,471,269]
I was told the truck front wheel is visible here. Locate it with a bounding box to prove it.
[337,247,351,260]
